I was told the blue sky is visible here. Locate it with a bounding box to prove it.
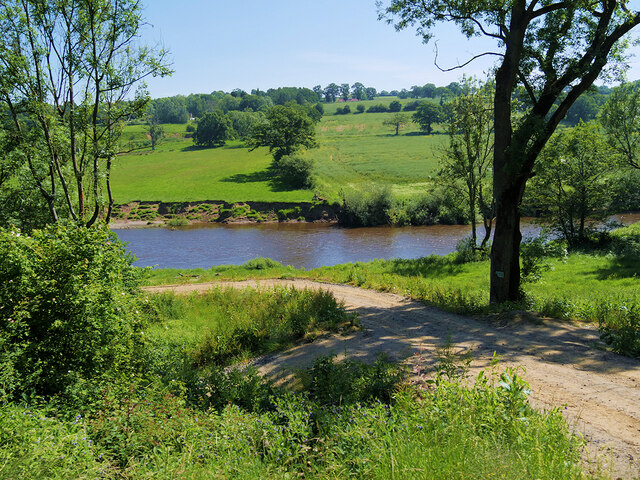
[140,0,640,98]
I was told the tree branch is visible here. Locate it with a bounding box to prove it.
[434,42,503,72]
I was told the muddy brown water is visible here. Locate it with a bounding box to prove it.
[114,213,640,270]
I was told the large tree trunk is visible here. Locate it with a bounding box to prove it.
[490,180,525,303]
[489,0,527,304]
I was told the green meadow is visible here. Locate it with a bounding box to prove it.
[111,98,445,204]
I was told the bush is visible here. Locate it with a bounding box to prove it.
[275,155,315,189]
[406,194,441,225]
[0,225,145,402]
[186,123,196,133]
[388,100,402,112]
[340,186,394,226]
[335,105,351,115]
[367,104,389,113]
[403,100,421,111]
[356,104,365,113]
[303,354,403,406]
[598,303,640,358]
[242,257,283,270]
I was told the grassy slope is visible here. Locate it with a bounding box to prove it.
[111,97,445,204]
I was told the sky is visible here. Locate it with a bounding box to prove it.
[139,0,640,98]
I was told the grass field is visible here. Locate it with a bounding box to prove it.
[111,98,446,204]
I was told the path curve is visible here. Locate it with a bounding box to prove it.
[144,279,640,478]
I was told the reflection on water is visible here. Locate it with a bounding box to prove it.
[114,213,640,270]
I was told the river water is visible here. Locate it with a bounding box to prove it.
[114,213,640,270]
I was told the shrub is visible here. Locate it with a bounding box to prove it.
[367,104,389,113]
[340,186,394,226]
[403,100,421,111]
[356,104,365,113]
[0,225,145,402]
[406,194,441,225]
[276,155,315,189]
[335,105,351,115]
[598,304,640,358]
[388,100,402,112]
[242,257,283,270]
[303,354,403,405]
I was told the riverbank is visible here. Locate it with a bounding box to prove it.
[110,200,340,228]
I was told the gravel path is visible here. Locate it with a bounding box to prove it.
[144,279,640,478]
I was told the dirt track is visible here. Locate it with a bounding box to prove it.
[144,279,640,478]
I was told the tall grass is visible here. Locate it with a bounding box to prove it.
[0,358,595,480]
[146,286,357,368]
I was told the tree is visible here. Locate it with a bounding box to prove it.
[227,110,264,140]
[564,92,603,126]
[600,82,640,169]
[340,83,351,102]
[365,87,378,100]
[193,111,235,147]
[148,123,165,151]
[0,0,171,228]
[413,102,442,134]
[389,100,402,112]
[352,82,366,100]
[382,1,640,303]
[151,96,189,124]
[438,78,494,249]
[324,83,340,103]
[383,113,412,135]
[248,104,317,162]
[529,122,614,245]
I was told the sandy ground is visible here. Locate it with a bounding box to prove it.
[144,279,640,478]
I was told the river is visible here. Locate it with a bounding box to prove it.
[114,213,640,270]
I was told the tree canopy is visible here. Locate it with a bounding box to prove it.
[193,111,235,148]
[381,0,640,303]
[413,102,442,134]
[248,105,317,162]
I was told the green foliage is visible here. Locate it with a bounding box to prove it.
[227,110,265,139]
[356,104,365,113]
[367,103,389,113]
[148,123,165,151]
[146,287,354,368]
[529,122,614,246]
[438,78,494,247]
[335,105,351,115]
[388,100,402,112]
[193,110,235,147]
[242,257,284,270]
[0,225,144,402]
[382,112,411,135]
[598,303,640,358]
[275,155,315,189]
[600,81,640,169]
[520,235,567,284]
[0,403,105,478]
[413,101,443,134]
[303,355,403,406]
[248,104,317,162]
[0,0,171,227]
[340,185,394,226]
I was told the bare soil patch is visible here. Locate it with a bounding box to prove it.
[144,279,640,478]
